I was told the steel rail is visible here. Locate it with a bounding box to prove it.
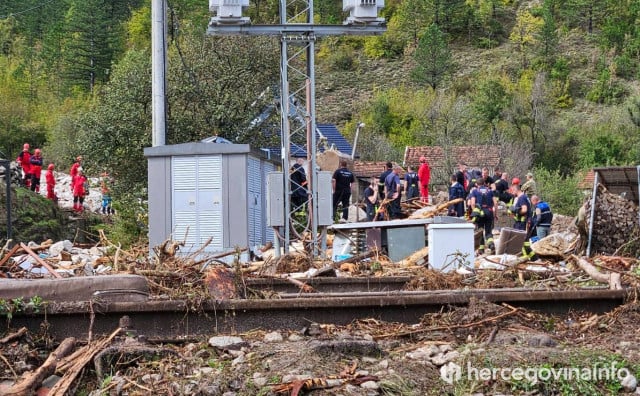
[9,288,633,341]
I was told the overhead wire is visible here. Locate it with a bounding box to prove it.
[0,0,58,19]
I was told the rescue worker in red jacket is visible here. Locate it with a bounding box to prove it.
[417,156,431,203]
[70,156,82,192]
[29,148,43,193]
[45,163,57,201]
[72,167,88,212]
[16,143,32,188]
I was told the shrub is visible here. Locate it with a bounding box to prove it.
[533,167,583,216]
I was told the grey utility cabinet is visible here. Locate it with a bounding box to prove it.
[144,142,277,260]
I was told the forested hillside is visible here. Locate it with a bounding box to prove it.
[1,0,639,231]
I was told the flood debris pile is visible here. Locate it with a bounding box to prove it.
[0,182,638,301]
[3,299,640,395]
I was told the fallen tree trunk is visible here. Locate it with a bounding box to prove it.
[571,255,621,290]
[3,337,75,396]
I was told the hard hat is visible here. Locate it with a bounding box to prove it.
[419,156,426,163]
[35,148,41,155]
[512,177,520,185]
[48,163,54,170]
[23,143,30,150]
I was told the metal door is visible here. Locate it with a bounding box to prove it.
[172,156,223,253]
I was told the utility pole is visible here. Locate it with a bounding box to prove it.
[151,0,167,147]
[207,0,385,256]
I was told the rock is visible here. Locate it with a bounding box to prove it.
[263,331,283,342]
[231,354,245,366]
[360,380,379,390]
[621,374,637,392]
[430,351,460,366]
[208,336,247,350]
[406,344,440,361]
[526,334,557,347]
[49,240,73,256]
[200,384,223,396]
[309,339,381,357]
[288,333,304,342]
[253,376,267,387]
[198,367,214,376]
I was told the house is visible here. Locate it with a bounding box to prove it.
[404,145,501,190]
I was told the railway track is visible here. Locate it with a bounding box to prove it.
[9,285,633,341]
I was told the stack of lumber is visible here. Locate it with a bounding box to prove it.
[584,184,640,255]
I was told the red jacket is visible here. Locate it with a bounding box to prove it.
[70,162,81,180]
[17,150,31,173]
[46,170,55,188]
[418,162,431,186]
[72,175,87,196]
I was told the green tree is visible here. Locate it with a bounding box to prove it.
[411,24,452,90]
[535,2,559,71]
[393,0,430,46]
[577,131,629,168]
[509,9,543,68]
[472,77,510,142]
[61,0,142,93]
[463,0,505,47]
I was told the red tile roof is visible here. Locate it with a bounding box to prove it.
[578,169,595,190]
[353,161,403,179]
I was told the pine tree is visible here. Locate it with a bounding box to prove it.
[411,23,452,90]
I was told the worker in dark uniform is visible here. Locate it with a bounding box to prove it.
[469,177,497,253]
[384,165,403,219]
[404,165,420,200]
[378,162,393,197]
[332,160,355,223]
[363,177,379,221]
[290,157,308,213]
[509,183,531,231]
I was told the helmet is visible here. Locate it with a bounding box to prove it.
[35,149,41,155]
[512,177,520,185]
[23,143,30,150]
[48,163,54,170]
[419,156,426,163]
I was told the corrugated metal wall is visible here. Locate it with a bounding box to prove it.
[248,156,276,247]
[171,155,224,252]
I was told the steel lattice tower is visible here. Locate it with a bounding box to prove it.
[207,0,385,256]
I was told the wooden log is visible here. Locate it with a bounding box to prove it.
[571,255,621,289]
[0,327,27,344]
[0,245,21,268]
[401,246,429,266]
[2,337,75,396]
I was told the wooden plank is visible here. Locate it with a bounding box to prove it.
[0,244,21,268]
